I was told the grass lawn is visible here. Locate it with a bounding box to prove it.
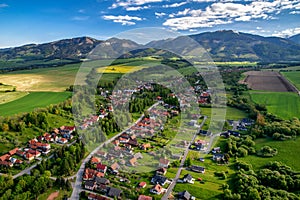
[282,71,300,90]
[240,137,300,171]
[249,91,300,119]
[0,92,71,116]
[200,107,248,120]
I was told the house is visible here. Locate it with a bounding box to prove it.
[96,151,107,158]
[24,153,35,161]
[156,168,167,175]
[212,147,221,154]
[87,193,110,200]
[96,163,107,173]
[107,187,122,199]
[183,174,195,184]
[0,154,10,162]
[110,162,120,174]
[159,158,170,168]
[138,195,152,200]
[150,184,165,195]
[190,165,205,173]
[119,137,129,144]
[16,150,25,157]
[129,157,137,166]
[95,184,108,193]
[83,168,104,181]
[138,182,147,188]
[28,149,41,158]
[85,180,96,190]
[213,153,225,162]
[128,139,139,147]
[151,175,168,186]
[178,190,194,200]
[58,138,68,144]
[90,156,101,164]
[8,148,19,156]
[14,159,23,166]
[0,161,13,167]
[140,143,151,150]
[95,177,110,185]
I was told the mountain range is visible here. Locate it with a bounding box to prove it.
[1,30,300,63]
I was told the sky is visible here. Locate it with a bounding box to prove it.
[0,0,299,48]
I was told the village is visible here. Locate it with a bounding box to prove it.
[0,80,253,200]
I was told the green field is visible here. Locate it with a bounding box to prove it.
[240,137,300,171]
[282,71,300,90]
[0,92,71,116]
[250,91,300,119]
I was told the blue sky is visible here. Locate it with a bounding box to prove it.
[0,0,299,48]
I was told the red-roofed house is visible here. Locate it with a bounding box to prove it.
[8,148,19,156]
[138,195,153,200]
[159,158,170,168]
[96,163,107,173]
[0,154,10,162]
[91,157,101,164]
[138,182,147,188]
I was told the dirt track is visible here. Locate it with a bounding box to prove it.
[241,71,297,92]
[47,191,59,200]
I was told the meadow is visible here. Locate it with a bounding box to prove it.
[0,63,81,92]
[0,92,71,116]
[240,137,300,171]
[282,71,300,90]
[249,91,300,119]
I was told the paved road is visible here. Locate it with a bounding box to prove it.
[0,138,76,180]
[11,154,54,179]
[162,116,207,200]
[70,102,159,200]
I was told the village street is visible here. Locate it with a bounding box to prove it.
[70,102,160,200]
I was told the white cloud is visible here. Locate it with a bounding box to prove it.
[155,12,166,18]
[0,3,8,8]
[272,27,300,38]
[163,1,300,30]
[72,16,90,21]
[110,0,164,9]
[126,5,150,11]
[103,15,143,25]
[162,2,187,8]
[290,10,300,14]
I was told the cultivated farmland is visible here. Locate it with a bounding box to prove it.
[242,71,297,92]
[282,71,300,90]
[0,92,71,116]
[250,91,300,119]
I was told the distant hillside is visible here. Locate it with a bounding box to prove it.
[0,37,101,60]
[147,30,300,62]
[1,30,300,71]
[289,33,300,45]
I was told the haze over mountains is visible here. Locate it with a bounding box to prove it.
[1,30,300,63]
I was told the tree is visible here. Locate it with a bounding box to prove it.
[184,157,192,167]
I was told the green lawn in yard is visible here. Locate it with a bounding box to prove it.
[0,92,71,116]
[282,71,300,90]
[200,107,248,120]
[240,137,300,171]
[249,91,300,119]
